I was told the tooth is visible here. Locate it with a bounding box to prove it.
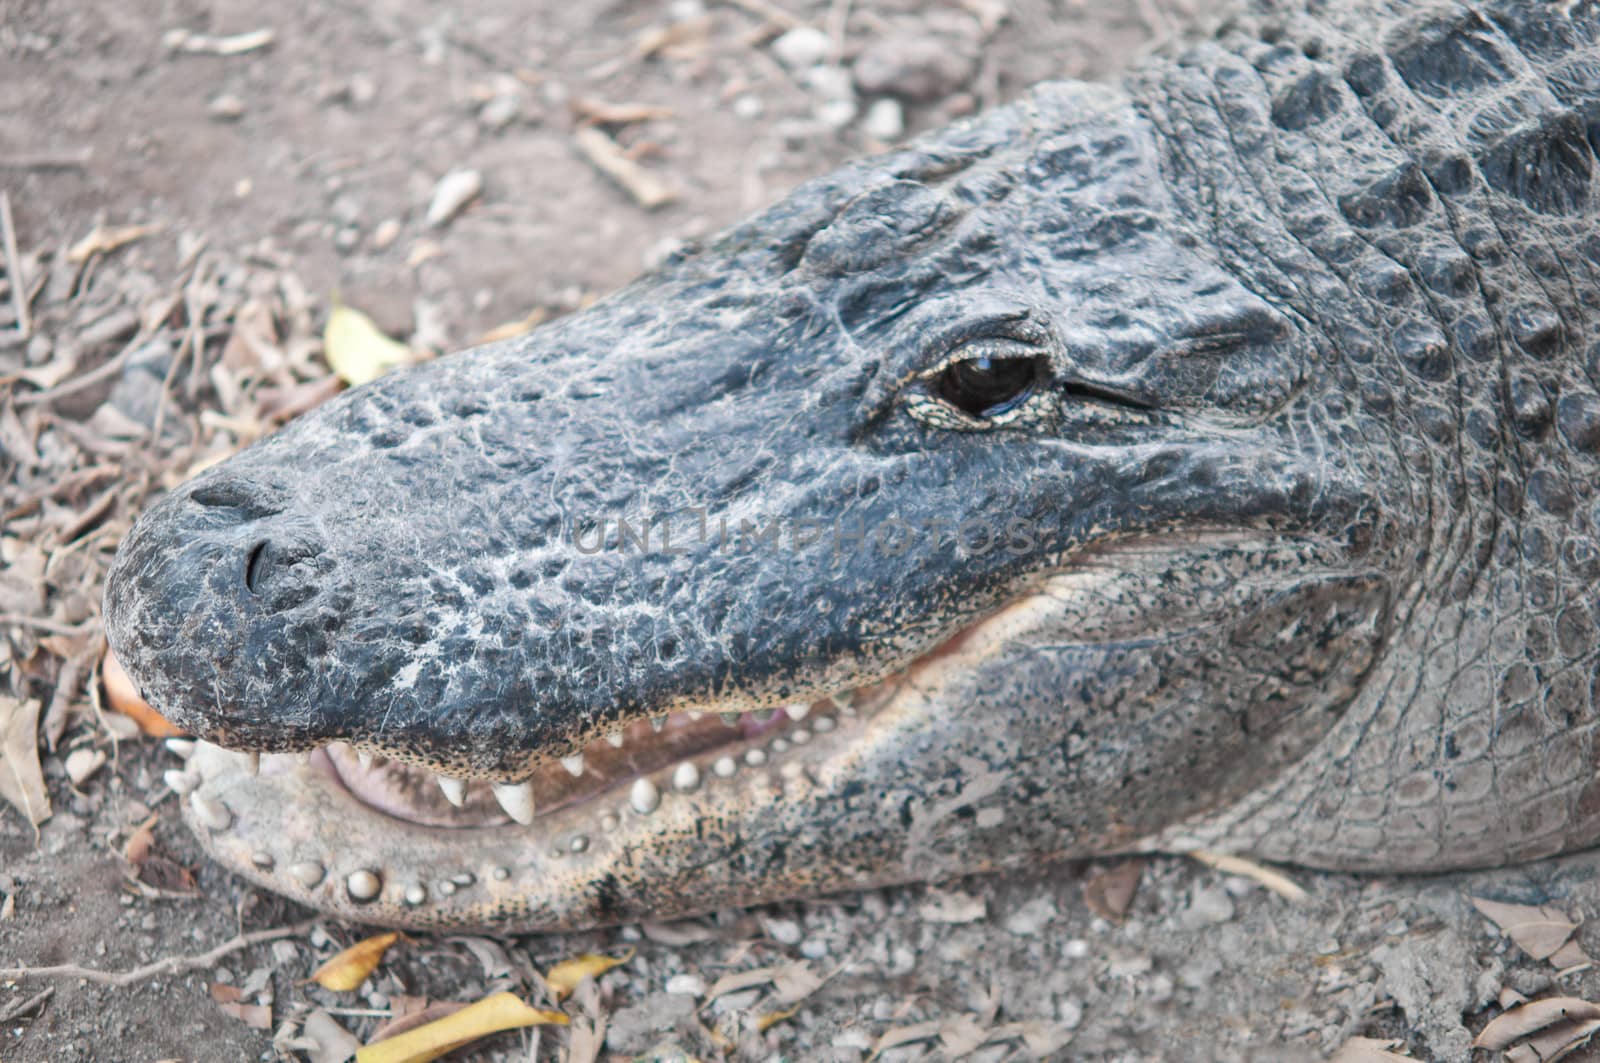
[754,708,779,722]
[672,761,700,792]
[649,715,666,732]
[720,712,741,726]
[288,860,325,888]
[491,866,511,881]
[357,750,373,770]
[345,869,382,901]
[813,716,836,732]
[403,883,427,906]
[744,748,767,767]
[687,711,704,721]
[629,777,660,814]
[190,792,233,831]
[437,775,467,806]
[791,729,810,745]
[560,753,585,777]
[786,703,809,721]
[493,781,536,824]
[251,851,274,870]
[164,738,196,760]
[163,768,198,794]
[830,691,856,714]
[712,755,737,777]
[605,730,625,748]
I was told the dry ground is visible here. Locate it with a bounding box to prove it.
[6,1,1600,1061]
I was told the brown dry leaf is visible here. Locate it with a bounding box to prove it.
[300,1008,363,1063]
[66,222,162,263]
[209,982,272,1030]
[1475,997,1600,1049]
[0,695,50,827]
[1083,858,1144,924]
[102,650,185,737]
[1551,937,1595,971]
[546,948,634,1001]
[1472,897,1581,960]
[871,1020,944,1057]
[309,932,402,992]
[355,992,566,1063]
[1330,1036,1414,1061]
[1505,1017,1600,1062]
[756,1005,798,1033]
[324,302,418,387]
[367,1001,467,1044]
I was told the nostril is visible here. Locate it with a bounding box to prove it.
[244,541,269,595]
[189,475,286,520]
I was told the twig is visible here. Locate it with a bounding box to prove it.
[1,191,29,339]
[0,919,317,987]
[718,0,804,30]
[573,127,679,210]
[11,337,141,407]
[0,613,99,637]
[0,149,92,170]
[0,986,54,1023]
[824,0,852,63]
[1187,849,1308,902]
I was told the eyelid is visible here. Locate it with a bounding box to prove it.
[917,335,1047,379]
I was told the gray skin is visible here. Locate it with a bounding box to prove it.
[103,0,1600,930]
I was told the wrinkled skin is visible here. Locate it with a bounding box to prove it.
[104,0,1600,929]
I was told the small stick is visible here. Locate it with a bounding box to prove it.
[0,919,317,987]
[573,127,679,210]
[0,149,92,170]
[1187,849,1308,902]
[0,613,98,637]
[0,986,54,1023]
[1,191,29,339]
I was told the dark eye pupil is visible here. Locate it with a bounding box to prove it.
[937,356,1039,417]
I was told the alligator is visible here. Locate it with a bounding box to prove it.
[102,0,1600,931]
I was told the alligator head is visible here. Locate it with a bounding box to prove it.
[104,78,1401,929]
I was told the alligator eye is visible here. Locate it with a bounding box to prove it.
[935,355,1042,418]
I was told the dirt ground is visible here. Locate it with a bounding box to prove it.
[7,1,1600,1061]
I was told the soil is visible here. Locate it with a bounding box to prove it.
[5,1,1599,1061]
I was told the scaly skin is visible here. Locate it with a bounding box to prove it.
[104,0,1600,930]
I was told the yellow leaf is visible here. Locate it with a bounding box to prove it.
[310,932,402,992]
[356,992,567,1063]
[324,302,416,386]
[546,948,635,1001]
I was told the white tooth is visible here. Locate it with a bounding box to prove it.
[164,768,198,794]
[437,775,467,807]
[687,711,704,721]
[242,752,260,775]
[791,729,810,745]
[164,738,196,760]
[672,761,700,792]
[629,777,661,814]
[493,781,536,824]
[560,753,585,777]
[744,748,767,767]
[786,702,809,721]
[712,755,737,777]
[357,750,373,770]
[605,730,625,748]
[813,716,836,732]
[720,712,741,726]
[830,691,856,714]
[345,869,381,901]
[288,860,325,888]
[649,715,666,732]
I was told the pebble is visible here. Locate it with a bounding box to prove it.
[1058,998,1085,1030]
[861,97,905,141]
[425,169,483,228]
[64,748,106,786]
[371,218,402,251]
[1002,895,1057,937]
[604,992,697,1053]
[207,93,246,121]
[853,34,976,102]
[1180,885,1236,929]
[763,917,803,945]
[732,94,764,120]
[771,26,831,71]
[478,91,522,132]
[664,973,705,996]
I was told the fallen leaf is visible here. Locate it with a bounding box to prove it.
[356,992,566,1063]
[210,982,273,1029]
[1083,859,1144,924]
[1475,997,1600,1049]
[1472,897,1581,960]
[1506,1018,1600,1063]
[546,948,634,1001]
[324,302,417,387]
[102,651,185,737]
[66,222,162,263]
[1330,1036,1414,1061]
[300,1008,362,1063]
[1552,937,1595,971]
[756,1005,798,1032]
[367,1001,468,1045]
[0,695,50,827]
[309,932,402,992]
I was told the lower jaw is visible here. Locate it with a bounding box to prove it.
[164,686,887,930]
